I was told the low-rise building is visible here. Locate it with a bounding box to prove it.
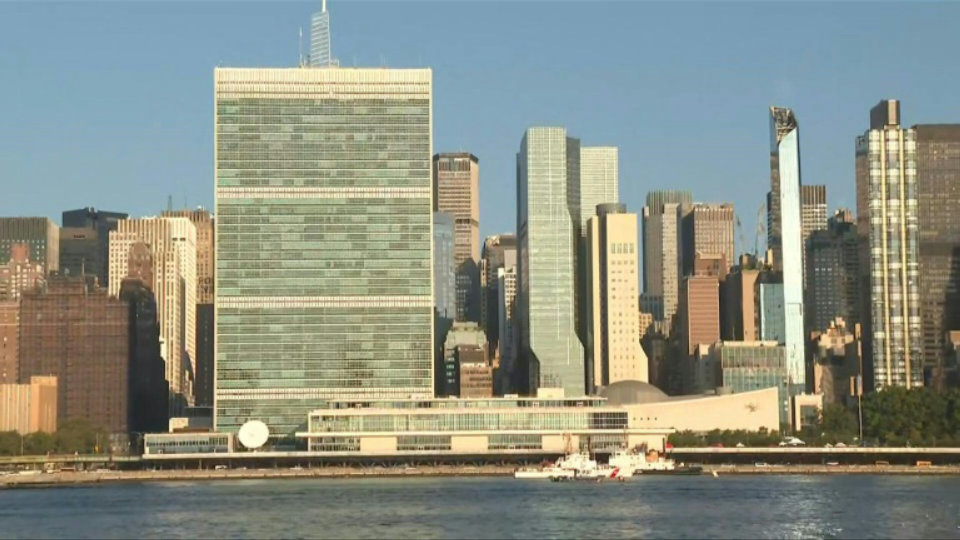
[298,396,671,455]
[0,375,57,433]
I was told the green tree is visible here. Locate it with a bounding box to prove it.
[54,418,108,454]
[0,431,22,455]
[23,432,54,455]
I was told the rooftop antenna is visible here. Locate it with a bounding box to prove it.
[167,195,173,213]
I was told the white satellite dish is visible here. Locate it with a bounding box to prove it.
[238,420,270,449]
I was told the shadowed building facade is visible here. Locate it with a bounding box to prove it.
[914,125,960,387]
[480,234,517,359]
[61,208,128,288]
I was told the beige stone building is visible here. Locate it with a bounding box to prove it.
[108,217,197,406]
[0,375,58,433]
[162,209,214,304]
[587,204,647,388]
[433,153,480,322]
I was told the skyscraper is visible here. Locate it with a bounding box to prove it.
[496,265,518,394]
[586,203,646,389]
[800,185,828,247]
[433,211,456,390]
[576,146,619,232]
[574,146,619,351]
[914,124,960,386]
[0,217,59,275]
[642,200,683,324]
[855,99,922,389]
[108,217,197,411]
[800,184,828,291]
[433,213,456,325]
[162,208,215,407]
[62,208,128,288]
[309,0,334,67]
[480,234,516,357]
[806,210,860,334]
[433,153,480,322]
[769,106,806,392]
[517,127,584,396]
[214,67,434,436]
[681,203,735,277]
[642,190,691,326]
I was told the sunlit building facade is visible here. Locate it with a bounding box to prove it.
[214,68,434,437]
[856,100,922,389]
[769,106,806,392]
[517,127,584,396]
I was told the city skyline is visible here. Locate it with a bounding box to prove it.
[4,2,960,254]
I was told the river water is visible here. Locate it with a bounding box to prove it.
[2,476,958,539]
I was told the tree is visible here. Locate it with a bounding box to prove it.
[0,431,22,455]
[54,418,108,454]
[23,432,54,455]
[818,404,858,442]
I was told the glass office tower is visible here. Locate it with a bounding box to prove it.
[214,68,434,437]
[517,127,585,396]
[769,106,806,391]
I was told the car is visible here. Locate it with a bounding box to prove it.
[754,462,769,467]
[824,443,833,448]
[835,442,847,448]
[214,465,228,470]
[735,442,745,448]
[778,437,806,447]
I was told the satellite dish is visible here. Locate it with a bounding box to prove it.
[238,420,269,449]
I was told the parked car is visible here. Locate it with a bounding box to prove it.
[778,437,806,447]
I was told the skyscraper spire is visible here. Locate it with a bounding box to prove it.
[310,1,334,67]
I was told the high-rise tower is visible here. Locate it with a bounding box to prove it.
[433,153,480,322]
[517,127,584,396]
[309,0,334,67]
[214,67,434,436]
[769,106,806,392]
[856,100,922,389]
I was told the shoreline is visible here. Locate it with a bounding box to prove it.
[4,464,960,488]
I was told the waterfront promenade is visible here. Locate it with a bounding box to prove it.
[4,462,960,488]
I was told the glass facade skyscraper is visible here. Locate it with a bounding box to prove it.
[855,100,922,389]
[769,106,806,391]
[517,127,584,396]
[214,68,434,437]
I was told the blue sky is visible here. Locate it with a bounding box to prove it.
[2,1,960,251]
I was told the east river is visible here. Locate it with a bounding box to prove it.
[2,476,958,539]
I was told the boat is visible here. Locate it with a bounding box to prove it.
[608,447,703,476]
[515,452,632,481]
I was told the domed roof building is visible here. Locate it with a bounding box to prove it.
[599,380,669,406]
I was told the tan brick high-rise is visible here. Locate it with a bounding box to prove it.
[433,153,480,322]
